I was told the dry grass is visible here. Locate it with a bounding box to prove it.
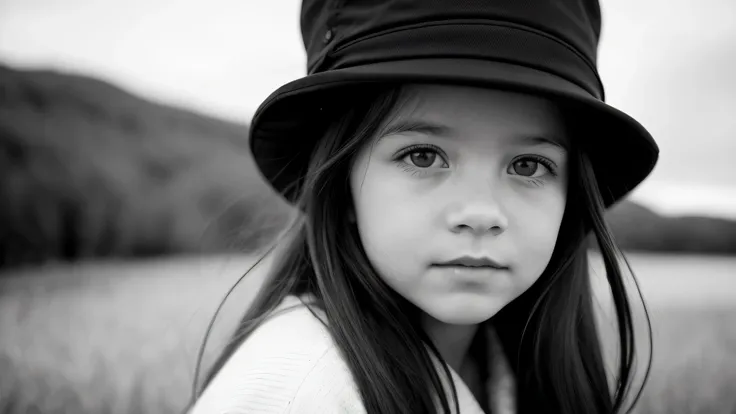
[0,255,266,414]
[632,308,736,414]
[0,253,734,414]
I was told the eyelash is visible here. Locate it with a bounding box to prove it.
[395,143,446,160]
[393,145,558,183]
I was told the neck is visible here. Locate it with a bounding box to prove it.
[421,313,479,372]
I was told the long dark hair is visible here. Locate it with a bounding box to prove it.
[189,85,652,414]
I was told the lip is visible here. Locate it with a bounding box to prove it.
[434,255,509,269]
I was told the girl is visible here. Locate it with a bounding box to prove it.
[189,0,658,413]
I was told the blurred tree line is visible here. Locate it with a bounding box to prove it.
[1,64,734,269]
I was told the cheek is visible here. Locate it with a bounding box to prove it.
[353,187,427,266]
[350,161,429,273]
[513,194,566,278]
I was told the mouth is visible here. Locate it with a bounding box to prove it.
[434,256,509,270]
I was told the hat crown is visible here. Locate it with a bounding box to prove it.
[301,0,602,85]
[251,1,657,210]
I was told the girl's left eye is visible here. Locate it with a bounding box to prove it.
[507,156,556,178]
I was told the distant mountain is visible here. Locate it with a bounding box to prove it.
[0,63,733,267]
[606,201,736,255]
[0,64,292,267]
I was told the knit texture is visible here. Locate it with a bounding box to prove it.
[190,296,517,413]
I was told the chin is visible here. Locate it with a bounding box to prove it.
[424,298,504,325]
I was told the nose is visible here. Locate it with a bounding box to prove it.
[445,198,508,237]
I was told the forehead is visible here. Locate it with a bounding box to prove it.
[383,84,569,146]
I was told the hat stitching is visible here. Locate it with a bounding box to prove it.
[308,0,345,73]
[324,0,346,40]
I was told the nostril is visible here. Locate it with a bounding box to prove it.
[454,223,504,235]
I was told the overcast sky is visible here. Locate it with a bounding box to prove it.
[1,0,735,219]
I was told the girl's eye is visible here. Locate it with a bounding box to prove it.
[408,151,439,168]
[397,145,449,169]
[508,156,556,178]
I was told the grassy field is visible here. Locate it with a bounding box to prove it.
[0,252,734,414]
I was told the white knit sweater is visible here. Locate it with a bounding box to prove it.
[190,295,516,413]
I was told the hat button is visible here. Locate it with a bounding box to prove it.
[323,28,334,44]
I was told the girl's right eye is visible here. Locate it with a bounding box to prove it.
[406,151,440,168]
[396,144,449,169]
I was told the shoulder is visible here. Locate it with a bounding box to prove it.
[190,295,366,414]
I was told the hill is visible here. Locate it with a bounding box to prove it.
[605,202,736,254]
[0,64,292,267]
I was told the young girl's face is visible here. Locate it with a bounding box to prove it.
[349,84,569,325]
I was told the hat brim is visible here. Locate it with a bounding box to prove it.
[249,58,659,208]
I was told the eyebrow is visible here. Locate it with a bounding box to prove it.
[377,119,568,151]
[377,119,455,141]
[517,136,568,151]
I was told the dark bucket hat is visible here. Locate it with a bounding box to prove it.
[249,0,660,207]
